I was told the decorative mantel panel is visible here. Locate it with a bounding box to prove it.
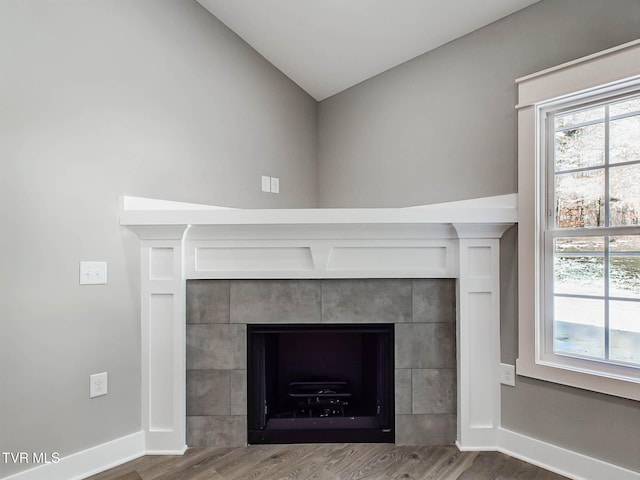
[121,194,517,453]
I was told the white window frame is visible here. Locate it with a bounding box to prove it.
[539,85,640,379]
[516,39,640,401]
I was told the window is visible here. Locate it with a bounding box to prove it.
[516,40,640,400]
[540,91,640,379]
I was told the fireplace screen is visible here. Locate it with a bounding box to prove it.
[247,324,394,444]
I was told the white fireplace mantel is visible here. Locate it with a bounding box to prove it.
[120,194,517,453]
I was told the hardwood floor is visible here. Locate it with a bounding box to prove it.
[86,444,569,480]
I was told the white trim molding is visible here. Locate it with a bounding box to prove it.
[516,38,640,400]
[498,428,640,480]
[121,194,516,453]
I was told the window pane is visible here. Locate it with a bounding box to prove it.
[610,97,640,117]
[555,169,605,228]
[610,236,640,299]
[610,114,640,164]
[554,297,604,359]
[555,106,604,129]
[555,123,604,171]
[609,164,640,226]
[555,236,605,253]
[609,300,640,365]
[554,237,604,296]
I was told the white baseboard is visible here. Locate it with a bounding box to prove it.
[498,427,640,480]
[4,428,638,480]
[2,431,145,480]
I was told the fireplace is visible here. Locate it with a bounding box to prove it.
[247,323,394,444]
[121,193,516,452]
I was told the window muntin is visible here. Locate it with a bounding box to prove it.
[545,92,640,371]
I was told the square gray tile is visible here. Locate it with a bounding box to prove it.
[186,369,230,416]
[395,414,456,445]
[322,279,411,323]
[186,280,230,324]
[395,369,412,414]
[230,280,321,324]
[187,324,246,369]
[411,369,456,414]
[186,416,247,447]
[230,370,247,416]
[412,279,456,323]
[395,324,456,369]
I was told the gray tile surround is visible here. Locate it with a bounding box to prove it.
[186,416,247,447]
[411,369,456,414]
[187,280,230,324]
[186,278,456,447]
[230,279,321,324]
[186,369,230,416]
[395,369,412,414]
[187,324,246,370]
[395,414,457,445]
[322,279,412,323]
[395,323,456,369]
[412,279,456,323]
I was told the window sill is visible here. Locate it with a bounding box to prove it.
[515,357,640,401]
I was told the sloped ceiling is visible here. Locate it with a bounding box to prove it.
[196,0,541,100]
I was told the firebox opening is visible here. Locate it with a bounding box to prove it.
[247,324,394,444]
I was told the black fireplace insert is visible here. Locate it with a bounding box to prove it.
[247,323,394,444]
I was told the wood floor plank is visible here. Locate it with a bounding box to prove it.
[131,448,222,480]
[210,444,284,479]
[151,447,237,480]
[85,443,571,480]
[410,445,466,479]
[257,444,339,480]
[85,455,163,480]
[328,443,394,479]
[379,446,437,480]
[456,450,512,480]
[430,450,478,480]
[225,444,316,480]
[495,455,568,480]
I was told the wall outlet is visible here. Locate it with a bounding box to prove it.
[90,372,108,398]
[80,261,107,285]
[499,363,516,386]
[261,175,280,194]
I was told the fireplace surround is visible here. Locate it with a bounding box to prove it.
[185,279,457,446]
[120,194,516,453]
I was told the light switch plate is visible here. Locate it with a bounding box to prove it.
[270,177,280,194]
[261,175,271,192]
[80,261,107,285]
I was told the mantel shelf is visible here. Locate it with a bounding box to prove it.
[120,194,518,227]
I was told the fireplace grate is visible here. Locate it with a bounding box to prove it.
[287,380,351,418]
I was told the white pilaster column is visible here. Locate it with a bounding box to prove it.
[132,226,188,453]
[454,223,511,450]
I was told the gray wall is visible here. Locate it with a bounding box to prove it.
[0,0,316,477]
[318,0,640,473]
[318,0,640,208]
